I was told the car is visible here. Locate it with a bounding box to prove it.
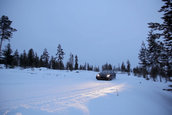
[96,70,116,80]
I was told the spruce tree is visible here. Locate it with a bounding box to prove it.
[87,63,90,71]
[74,55,78,70]
[56,44,65,70]
[19,53,23,67]
[94,66,100,72]
[147,30,162,67]
[3,43,13,68]
[139,42,148,68]
[126,60,131,72]
[13,49,19,66]
[87,63,93,71]
[22,50,27,68]
[108,64,112,70]
[27,49,35,67]
[138,42,149,76]
[67,53,74,71]
[83,63,86,70]
[34,53,40,68]
[159,0,172,77]
[50,56,56,69]
[40,48,49,67]
[145,0,172,77]
[121,62,126,72]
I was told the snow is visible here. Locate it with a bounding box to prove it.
[0,66,172,115]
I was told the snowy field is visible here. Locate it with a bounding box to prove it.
[0,66,172,115]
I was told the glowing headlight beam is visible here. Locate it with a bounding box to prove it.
[107,74,110,77]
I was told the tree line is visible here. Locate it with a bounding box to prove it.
[134,0,172,81]
[0,15,131,73]
[1,43,99,71]
[1,41,133,73]
[0,15,101,71]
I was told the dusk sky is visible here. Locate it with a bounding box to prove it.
[0,0,163,67]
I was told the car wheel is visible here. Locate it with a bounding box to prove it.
[108,78,112,81]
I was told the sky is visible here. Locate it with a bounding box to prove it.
[0,0,163,67]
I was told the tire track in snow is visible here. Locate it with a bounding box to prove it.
[1,82,125,115]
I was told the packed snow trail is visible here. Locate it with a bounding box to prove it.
[1,82,124,115]
[0,67,172,115]
[0,68,125,115]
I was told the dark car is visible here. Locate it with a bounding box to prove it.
[96,70,116,80]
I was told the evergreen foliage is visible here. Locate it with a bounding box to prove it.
[87,63,93,71]
[40,48,49,67]
[138,0,172,80]
[34,53,39,68]
[56,44,65,70]
[94,66,100,72]
[50,56,57,69]
[13,50,19,66]
[2,43,13,68]
[121,62,126,72]
[27,49,35,67]
[20,50,27,68]
[102,63,112,70]
[0,15,17,56]
[74,55,78,70]
[126,60,131,73]
[66,53,74,71]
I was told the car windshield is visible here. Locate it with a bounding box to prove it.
[101,70,114,74]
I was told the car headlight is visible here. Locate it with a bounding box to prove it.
[97,74,100,77]
[107,74,110,77]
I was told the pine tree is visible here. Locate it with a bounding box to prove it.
[108,64,112,70]
[139,42,148,68]
[83,63,86,70]
[66,53,74,71]
[74,55,78,70]
[19,53,23,67]
[22,50,27,68]
[79,64,85,70]
[56,44,65,70]
[27,49,35,67]
[79,65,82,70]
[159,0,172,77]
[102,63,112,70]
[0,15,17,56]
[102,63,107,70]
[94,66,99,72]
[87,63,90,70]
[138,42,149,76]
[50,56,57,69]
[147,30,162,66]
[40,48,49,67]
[90,65,93,71]
[3,43,13,68]
[20,50,27,68]
[126,60,131,72]
[13,49,19,66]
[34,53,39,68]
[159,0,172,53]
[121,62,126,72]
[146,0,172,77]
[87,63,93,71]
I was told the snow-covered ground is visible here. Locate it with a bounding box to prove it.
[0,66,172,115]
